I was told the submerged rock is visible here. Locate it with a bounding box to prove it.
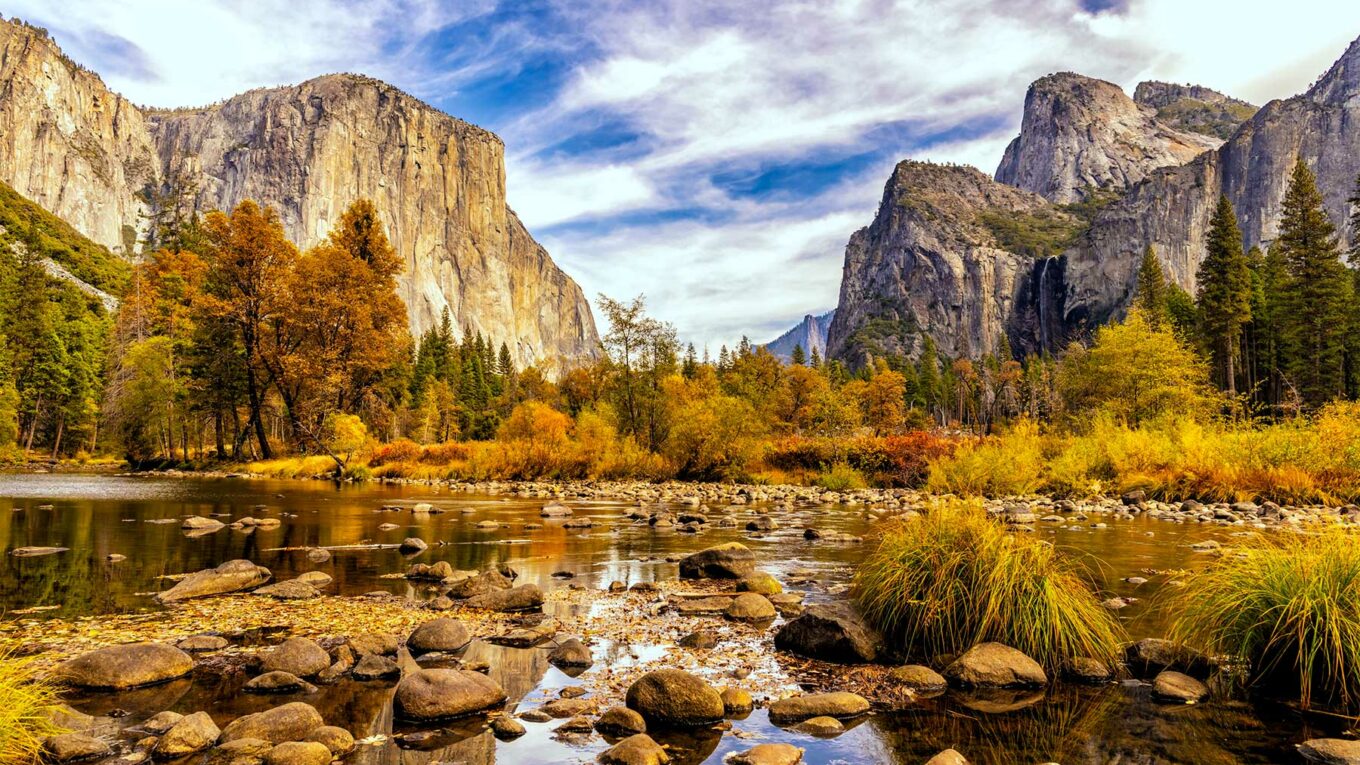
[42,733,112,763]
[767,692,869,723]
[727,743,805,765]
[156,560,272,603]
[53,642,194,689]
[625,669,724,727]
[1152,670,1209,703]
[943,643,1047,688]
[1124,638,1211,678]
[11,546,70,557]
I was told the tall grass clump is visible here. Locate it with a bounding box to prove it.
[0,650,64,765]
[1169,527,1360,710]
[854,499,1122,670]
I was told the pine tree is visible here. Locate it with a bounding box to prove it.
[682,343,698,378]
[791,344,806,366]
[917,335,941,422]
[809,347,822,369]
[1197,196,1253,397]
[1277,161,1353,407]
[498,342,514,378]
[1134,245,1170,328]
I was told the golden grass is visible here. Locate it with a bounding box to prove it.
[0,650,64,765]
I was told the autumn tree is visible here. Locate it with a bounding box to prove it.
[864,364,906,435]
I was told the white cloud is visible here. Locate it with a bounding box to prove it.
[504,161,656,227]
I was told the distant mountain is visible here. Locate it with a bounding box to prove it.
[764,311,835,362]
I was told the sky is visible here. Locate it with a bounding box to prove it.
[10,0,1358,351]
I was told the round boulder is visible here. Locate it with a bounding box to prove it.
[393,669,507,722]
[1152,670,1209,703]
[52,642,194,689]
[598,734,670,765]
[888,664,947,692]
[943,643,1047,688]
[155,711,220,757]
[303,726,355,757]
[736,572,783,595]
[42,733,111,764]
[219,702,326,744]
[625,669,724,727]
[263,741,332,765]
[725,593,777,622]
[407,618,473,655]
[678,542,756,579]
[728,743,805,765]
[773,603,883,663]
[548,638,594,668]
[595,706,647,736]
[261,638,331,678]
[767,692,869,723]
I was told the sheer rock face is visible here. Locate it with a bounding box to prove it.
[0,21,155,254]
[825,162,1063,364]
[1063,35,1360,332]
[0,18,598,374]
[1132,81,1258,139]
[995,72,1221,204]
[762,310,834,362]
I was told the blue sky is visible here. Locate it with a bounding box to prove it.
[12,0,1357,350]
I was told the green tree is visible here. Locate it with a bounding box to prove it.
[791,343,806,366]
[1196,196,1253,398]
[1134,245,1170,328]
[1276,161,1353,407]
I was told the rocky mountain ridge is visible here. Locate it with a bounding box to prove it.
[1132,81,1258,139]
[830,35,1360,365]
[0,17,598,374]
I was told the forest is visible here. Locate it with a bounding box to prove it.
[3,162,1360,502]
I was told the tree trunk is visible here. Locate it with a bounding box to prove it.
[245,363,272,459]
[50,414,64,459]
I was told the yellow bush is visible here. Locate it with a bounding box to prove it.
[926,418,1046,497]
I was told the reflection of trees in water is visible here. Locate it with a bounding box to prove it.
[876,683,1306,764]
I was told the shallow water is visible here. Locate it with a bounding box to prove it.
[0,473,1339,764]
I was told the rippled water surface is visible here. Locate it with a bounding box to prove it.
[0,473,1341,764]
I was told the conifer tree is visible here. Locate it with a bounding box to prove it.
[1134,245,1170,328]
[1197,196,1253,397]
[791,343,806,366]
[1277,161,1353,407]
[917,335,941,422]
[809,346,822,368]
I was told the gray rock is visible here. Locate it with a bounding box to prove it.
[1124,638,1211,678]
[792,716,844,737]
[1064,657,1113,684]
[773,602,883,663]
[10,546,69,557]
[399,537,427,554]
[177,635,229,652]
[52,642,194,689]
[346,633,398,656]
[252,581,321,600]
[490,716,526,740]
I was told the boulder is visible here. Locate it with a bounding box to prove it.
[392,669,507,721]
[1299,738,1360,764]
[157,560,272,603]
[792,716,844,737]
[464,583,544,612]
[678,542,756,579]
[295,572,332,588]
[52,642,194,689]
[449,569,514,598]
[1063,657,1113,684]
[1123,638,1211,679]
[261,638,331,678]
[346,633,398,656]
[595,706,647,735]
[943,643,1047,688]
[1152,670,1209,703]
[767,692,869,723]
[263,741,331,765]
[182,516,226,533]
[540,697,593,718]
[773,602,882,663]
[178,635,229,652]
[726,593,777,622]
[598,734,670,765]
[548,638,594,668]
[625,669,725,727]
[678,630,718,650]
[204,738,272,765]
[407,618,472,654]
[141,711,184,734]
[155,711,220,757]
[219,702,325,744]
[252,581,321,600]
[303,727,354,757]
[491,716,527,740]
[728,743,805,765]
[245,671,314,694]
[888,664,947,692]
[399,537,427,554]
[541,502,574,517]
[352,653,399,680]
[925,750,970,765]
[42,733,111,763]
[736,572,783,595]
[721,687,753,716]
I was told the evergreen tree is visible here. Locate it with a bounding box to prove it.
[1196,196,1253,398]
[1134,245,1170,328]
[917,335,941,422]
[1277,161,1353,407]
[1166,284,1199,343]
[809,347,822,368]
[498,342,514,378]
[790,343,806,366]
[682,343,698,378]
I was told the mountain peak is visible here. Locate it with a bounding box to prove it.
[1307,34,1360,103]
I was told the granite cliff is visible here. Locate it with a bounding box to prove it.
[763,310,834,362]
[0,17,598,374]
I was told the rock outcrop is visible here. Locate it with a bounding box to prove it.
[825,161,1068,363]
[1132,81,1258,140]
[0,17,598,374]
[763,310,834,362]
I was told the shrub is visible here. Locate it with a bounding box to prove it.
[0,650,64,765]
[418,441,471,465]
[926,418,1046,497]
[813,461,867,492]
[369,438,420,466]
[1169,527,1360,710]
[880,431,955,486]
[854,499,1122,670]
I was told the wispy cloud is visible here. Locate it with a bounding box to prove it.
[12,0,1357,349]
